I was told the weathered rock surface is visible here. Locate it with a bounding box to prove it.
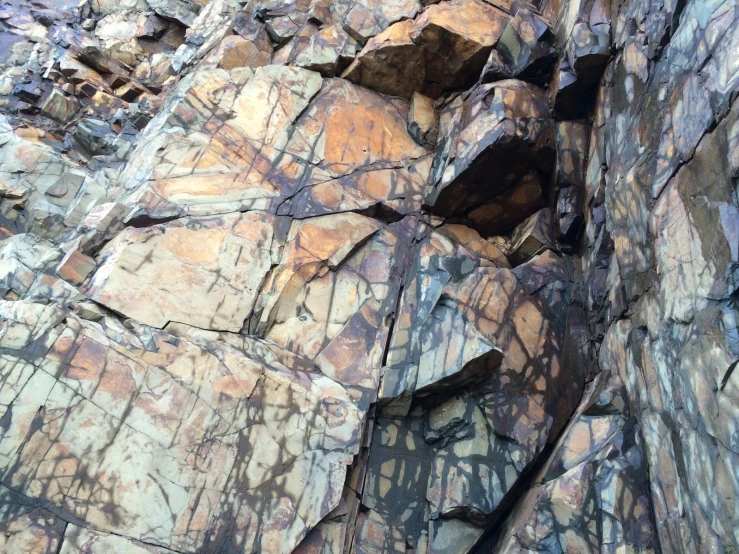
[344,0,510,98]
[425,79,554,235]
[0,0,737,552]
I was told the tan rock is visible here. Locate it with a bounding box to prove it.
[426,80,554,235]
[293,24,358,76]
[0,300,362,554]
[40,88,80,122]
[56,247,96,285]
[83,211,276,331]
[410,0,509,96]
[212,34,272,69]
[342,19,424,98]
[408,91,438,147]
[118,67,425,219]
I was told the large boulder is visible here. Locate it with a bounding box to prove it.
[344,0,510,98]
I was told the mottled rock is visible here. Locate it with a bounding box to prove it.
[0,300,361,554]
[214,35,270,70]
[40,88,80,121]
[487,6,556,86]
[410,0,509,97]
[83,211,276,331]
[118,66,427,220]
[506,207,556,266]
[342,19,424,98]
[408,91,438,148]
[554,121,588,243]
[489,374,658,554]
[345,0,509,98]
[425,80,554,235]
[292,24,358,76]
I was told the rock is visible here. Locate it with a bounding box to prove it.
[408,91,438,148]
[425,80,555,235]
[334,0,420,44]
[342,19,424,98]
[292,24,358,76]
[147,0,197,26]
[488,374,659,554]
[487,5,556,86]
[409,0,509,97]
[1,0,738,552]
[55,247,96,285]
[554,121,588,243]
[506,207,556,266]
[170,0,240,72]
[0,299,362,554]
[117,66,427,220]
[214,35,271,70]
[83,211,277,331]
[345,0,510,98]
[72,118,119,157]
[40,88,80,121]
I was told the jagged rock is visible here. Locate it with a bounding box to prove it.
[342,19,424,98]
[331,0,420,44]
[292,24,358,76]
[83,211,277,330]
[55,247,96,285]
[1,0,737,552]
[147,0,198,26]
[0,115,97,239]
[365,217,583,549]
[72,117,118,156]
[488,373,658,553]
[484,5,556,86]
[408,91,438,148]
[171,0,240,72]
[425,80,554,235]
[411,0,509,96]
[506,207,556,266]
[117,66,428,220]
[212,34,272,70]
[554,121,588,243]
[40,88,80,121]
[0,300,362,554]
[0,234,62,298]
[345,0,509,98]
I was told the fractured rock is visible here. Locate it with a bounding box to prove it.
[425,79,555,235]
[408,91,438,148]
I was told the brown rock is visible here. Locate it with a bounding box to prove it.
[342,19,424,98]
[56,247,96,285]
[345,0,509,98]
[408,91,438,148]
[425,80,555,235]
[212,35,257,69]
[410,0,509,96]
[40,88,80,122]
[292,24,358,76]
[506,207,556,266]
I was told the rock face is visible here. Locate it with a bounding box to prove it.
[0,0,737,553]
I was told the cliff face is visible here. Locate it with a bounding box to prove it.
[0,0,736,553]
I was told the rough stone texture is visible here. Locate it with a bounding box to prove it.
[344,0,510,98]
[0,0,737,552]
[425,79,555,235]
